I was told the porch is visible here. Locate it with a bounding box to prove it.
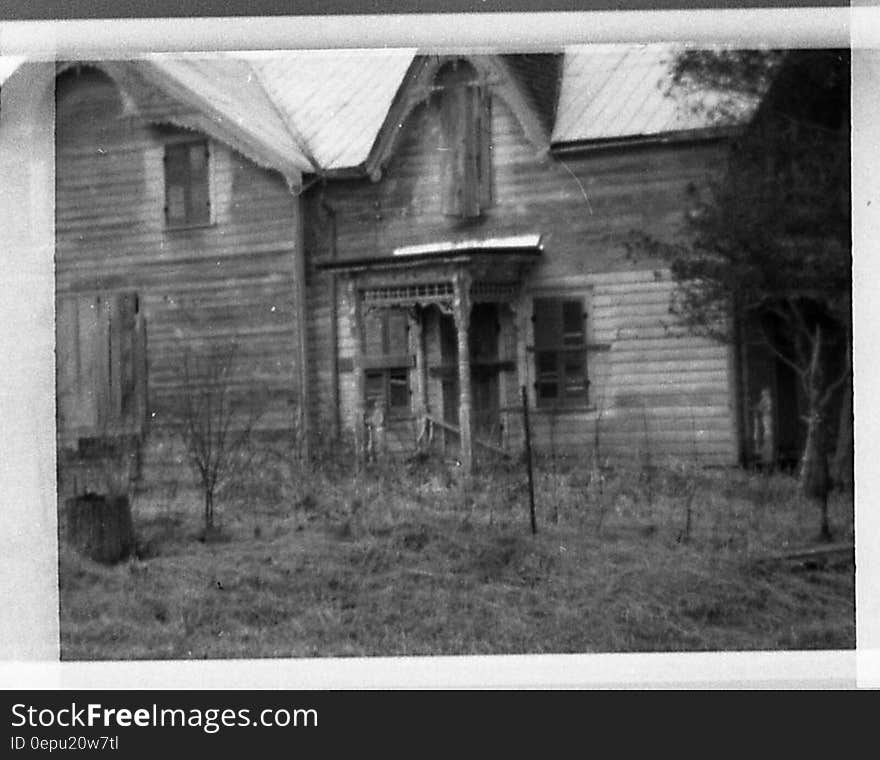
[319,235,542,472]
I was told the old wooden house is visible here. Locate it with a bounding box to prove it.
[51,46,771,482]
[273,47,759,471]
[53,57,311,486]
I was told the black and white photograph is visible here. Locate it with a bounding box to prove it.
[0,6,870,688]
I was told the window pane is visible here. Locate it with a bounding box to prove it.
[537,382,558,400]
[563,352,587,398]
[562,299,584,346]
[537,350,557,377]
[388,370,410,410]
[167,185,186,220]
[164,143,189,183]
[189,182,210,224]
[189,143,206,171]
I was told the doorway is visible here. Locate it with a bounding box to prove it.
[438,303,501,447]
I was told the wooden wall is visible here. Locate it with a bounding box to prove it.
[55,67,303,484]
[304,78,739,464]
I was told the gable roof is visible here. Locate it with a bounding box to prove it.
[247,50,416,173]
[36,46,768,184]
[552,44,762,147]
[137,55,312,180]
[55,56,312,188]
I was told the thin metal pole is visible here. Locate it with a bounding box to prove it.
[522,385,537,535]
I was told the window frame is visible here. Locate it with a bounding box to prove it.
[163,138,214,230]
[531,295,591,409]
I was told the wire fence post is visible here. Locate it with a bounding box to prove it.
[522,385,537,535]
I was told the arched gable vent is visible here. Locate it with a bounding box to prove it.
[365,54,550,184]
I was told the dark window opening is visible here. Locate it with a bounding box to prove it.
[533,297,589,408]
[164,140,211,228]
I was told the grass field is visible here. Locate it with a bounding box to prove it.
[58,455,855,660]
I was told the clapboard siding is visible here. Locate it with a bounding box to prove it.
[315,95,726,281]
[55,69,303,475]
[517,273,736,462]
[304,82,738,464]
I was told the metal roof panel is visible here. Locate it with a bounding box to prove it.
[249,50,416,171]
[552,44,761,145]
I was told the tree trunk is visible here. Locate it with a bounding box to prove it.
[799,325,832,541]
[800,411,832,541]
[64,493,134,564]
[204,489,214,532]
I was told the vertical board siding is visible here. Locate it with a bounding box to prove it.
[55,71,302,481]
[305,85,737,464]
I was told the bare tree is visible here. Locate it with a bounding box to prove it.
[168,343,266,535]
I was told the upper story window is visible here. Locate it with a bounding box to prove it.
[533,296,590,408]
[164,140,211,228]
[436,61,493,219]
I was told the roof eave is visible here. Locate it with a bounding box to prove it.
[317,247,542,274]
[550,125,746,156]
[136,60,313,181]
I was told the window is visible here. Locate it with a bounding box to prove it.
[164,140,211,227]
[364,309,412,416]
[437,61,493,218]
[533,297,589,407]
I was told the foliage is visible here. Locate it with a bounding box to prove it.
[637,49,851,339]
[628,49,852,522]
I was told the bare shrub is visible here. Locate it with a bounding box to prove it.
[167,343,266,535]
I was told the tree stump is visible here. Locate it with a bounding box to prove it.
[63,493,134,564]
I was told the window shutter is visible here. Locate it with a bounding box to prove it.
[440,88,462,217]
[460,84,480,218]
[188,142,211,225]
[533,298,562,349]
[107,292,149,433]
[164,140,210,226]
[164,143,190,224]
[478,88,493,210]
[533,298,561,404]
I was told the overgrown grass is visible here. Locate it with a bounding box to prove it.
[58,454,855,659]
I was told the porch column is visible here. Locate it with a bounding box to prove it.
[347,278,366,470]
[453,271,473,473]
[409,307,429,450]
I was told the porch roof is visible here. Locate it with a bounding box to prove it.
[317,234,543,274]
